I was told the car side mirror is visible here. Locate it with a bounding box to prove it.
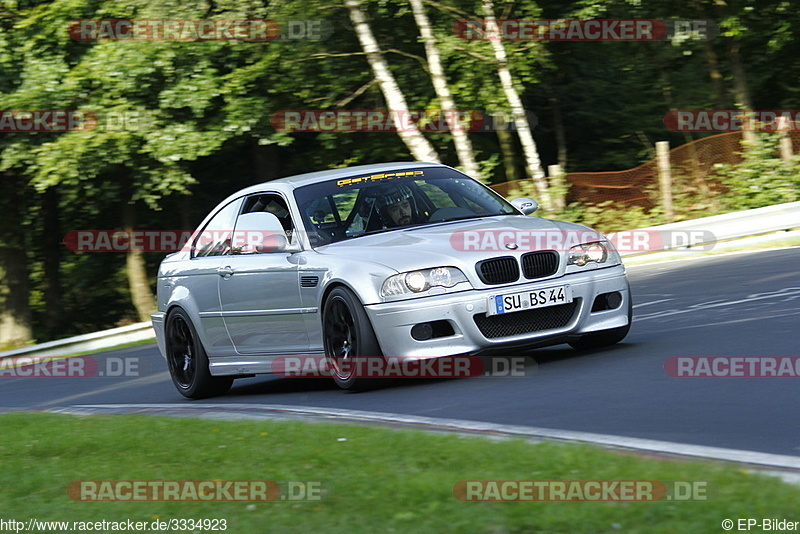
[233,212,296,254]
[510,197,539,215]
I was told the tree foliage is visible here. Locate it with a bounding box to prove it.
[0,0,795,344]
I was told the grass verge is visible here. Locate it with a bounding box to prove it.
[1,413,798,533]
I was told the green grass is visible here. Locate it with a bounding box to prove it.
[1,413,798,533]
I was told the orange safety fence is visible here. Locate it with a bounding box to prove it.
[490,131,800,207]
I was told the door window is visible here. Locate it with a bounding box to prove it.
[193,199,242,257]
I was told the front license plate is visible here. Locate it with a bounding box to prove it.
[488,285,572,316]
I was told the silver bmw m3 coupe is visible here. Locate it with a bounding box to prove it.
[152,162,631,397]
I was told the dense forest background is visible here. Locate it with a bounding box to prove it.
[1,0,798,347]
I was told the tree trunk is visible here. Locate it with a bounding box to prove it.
[659,68,714,204]
[548,88,568,171]
[0,249,31,350]
[694,2,727,110]
[703,39,726,110]
[548,87,568,210]
[180,194,193,234]
[120,172,155,323]
[480,0,551,210]
[123,201,156,323]
[0,171,32,349]
[728,39,757,145]
[547,164,567,211]
[409,0,480,179]
[344,0,441,163]
[728,40,753,111]
[252,141,279,183]
[496,127,518,182]
[42,187,63,339]
[708,0,755,144]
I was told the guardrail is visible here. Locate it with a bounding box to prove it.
[2,201,798,361]
[617,201,800,256]
[0,322,154,361]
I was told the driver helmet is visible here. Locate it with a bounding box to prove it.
[371,183,417,226]
[374,183,413,209]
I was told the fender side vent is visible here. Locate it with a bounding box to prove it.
[300,276,319,288]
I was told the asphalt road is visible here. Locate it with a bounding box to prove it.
[2,247,799,456]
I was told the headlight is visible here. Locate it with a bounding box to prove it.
[381,267,470,298]
[568,242,608,266]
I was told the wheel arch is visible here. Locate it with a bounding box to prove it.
[163,288,211,352]
[320,280,360,308]
[319,280,385,354]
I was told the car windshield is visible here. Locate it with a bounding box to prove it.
[294,167,519,246]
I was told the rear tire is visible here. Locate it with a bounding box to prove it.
[322,286,384,391]
[165,308,233,399]
[568,296,632,351]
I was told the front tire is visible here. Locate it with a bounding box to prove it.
[322,286,384,391]
[165,308,233,399]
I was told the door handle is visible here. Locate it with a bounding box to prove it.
[217,266,234,278]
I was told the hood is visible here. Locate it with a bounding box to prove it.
[315,215,603,282]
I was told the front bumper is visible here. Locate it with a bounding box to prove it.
[151,311,166,359]
[365,265,630,358]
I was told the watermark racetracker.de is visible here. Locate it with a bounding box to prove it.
[453,480,711,501]
[0,110,154,133]
[270,355,532,379]
[665,357,800,377]
[449,229,717,254]
[664,110,800,132]
[63,228,718,254]
[453,19,717,41]
[0,355,144,378]
[68,480,322,501]
[68,19,333,41]
[0,110,96,132]
[270,109,538,132]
